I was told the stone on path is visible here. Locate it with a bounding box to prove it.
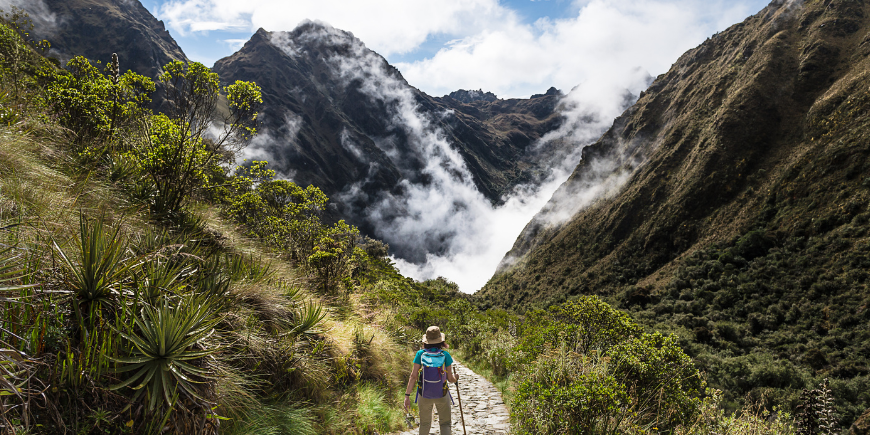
[391,362,510,435]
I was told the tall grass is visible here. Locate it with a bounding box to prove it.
[0,237,44,434]
[676,390,796,435]
[222,403,318,435]
[355,383,404,433]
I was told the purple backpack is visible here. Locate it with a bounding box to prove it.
[416,349,453,402]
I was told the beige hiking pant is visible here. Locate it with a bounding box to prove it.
[418,394,451,435]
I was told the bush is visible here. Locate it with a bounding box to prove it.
[513,346,631,434]
[511,296,703,433]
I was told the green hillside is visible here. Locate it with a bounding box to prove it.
[480,0,870,425]
[0,11,422,434]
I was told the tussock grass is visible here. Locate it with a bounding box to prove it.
[355,383,405,433]
[222,403,317,435]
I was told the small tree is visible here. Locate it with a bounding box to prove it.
[307,220,364,294]
[42,55,154,149]
[134,61,261,218]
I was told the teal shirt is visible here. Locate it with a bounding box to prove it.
[414,349,453,367]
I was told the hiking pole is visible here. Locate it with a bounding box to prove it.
[455,378,467,435]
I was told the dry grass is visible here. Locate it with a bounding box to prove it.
[676,390,796,435]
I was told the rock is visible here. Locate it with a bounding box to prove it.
[851,407,870,435]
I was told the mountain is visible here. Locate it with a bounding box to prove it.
[483,0,869,306]
[212,23,566,260]
[480,0,870,420]
[16,0,187,80]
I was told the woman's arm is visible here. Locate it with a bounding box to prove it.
[403,363,421,411]
[446,365,459,384]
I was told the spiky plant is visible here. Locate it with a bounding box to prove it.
[54,214,131,328]
[223,253,274,283]
[796,378,838,435]
[132,257,190,306]
[287,300,326,339]
[111,293,222,413]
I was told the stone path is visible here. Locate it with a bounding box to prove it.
[392,361,510,435]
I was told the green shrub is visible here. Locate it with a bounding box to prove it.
[512,345,632,434]
[510,297,703,433]
[43,55,153,148]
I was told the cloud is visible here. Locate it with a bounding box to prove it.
[235,112,303,181]
[156,0,512,55]
[154,0,766,98]
[222,38,248,51]
[396,0,762,98]
[262,23,642,292]
[0,0,59,35]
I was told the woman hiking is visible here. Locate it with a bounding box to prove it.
[404,326,459,434]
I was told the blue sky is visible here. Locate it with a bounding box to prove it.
[141,0,771,98]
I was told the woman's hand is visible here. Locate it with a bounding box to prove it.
[404,395,411,412]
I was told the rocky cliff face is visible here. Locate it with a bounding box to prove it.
[213,23,566,260]
[21,0,187,80]
[481,0,870,306]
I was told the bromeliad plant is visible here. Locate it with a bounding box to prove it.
[53,214,133,330]
[111,293,222,413]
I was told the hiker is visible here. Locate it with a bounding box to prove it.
[404,326,459,435]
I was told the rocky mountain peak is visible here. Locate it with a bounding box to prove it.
[24,0,187,80]
[446,89,499,104]
[530,86,563,98]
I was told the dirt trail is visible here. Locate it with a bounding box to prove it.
[393,361,510,435]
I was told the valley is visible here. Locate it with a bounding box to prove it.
[1,0,869,433]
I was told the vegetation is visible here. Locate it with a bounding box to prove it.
[0,5,865,435]
[0,12,407,434]
[476,9,870,429]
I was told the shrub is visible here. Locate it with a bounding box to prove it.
[511,297,703,433]
[512,345,632,434]
[128,61,261,218]
[43,55,154,148]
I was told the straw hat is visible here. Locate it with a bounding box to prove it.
[422,326,445,345]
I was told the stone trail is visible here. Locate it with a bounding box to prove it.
[392,362,510,435]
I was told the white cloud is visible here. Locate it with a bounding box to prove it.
[157,0,513,55]
[0,0,58,34]
[397,0,761,98]
[222,38,248,51]
[155,0,766,98]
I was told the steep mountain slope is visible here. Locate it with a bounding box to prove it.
[19,0,187,79]
[481,0,870,419]
[212,24,564,256]
[483,0,869,306]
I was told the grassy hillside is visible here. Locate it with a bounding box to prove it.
[0,14,419,434]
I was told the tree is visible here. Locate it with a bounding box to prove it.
[307,220,364,294]
[133,61,261,218]
[42,55,154,149]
